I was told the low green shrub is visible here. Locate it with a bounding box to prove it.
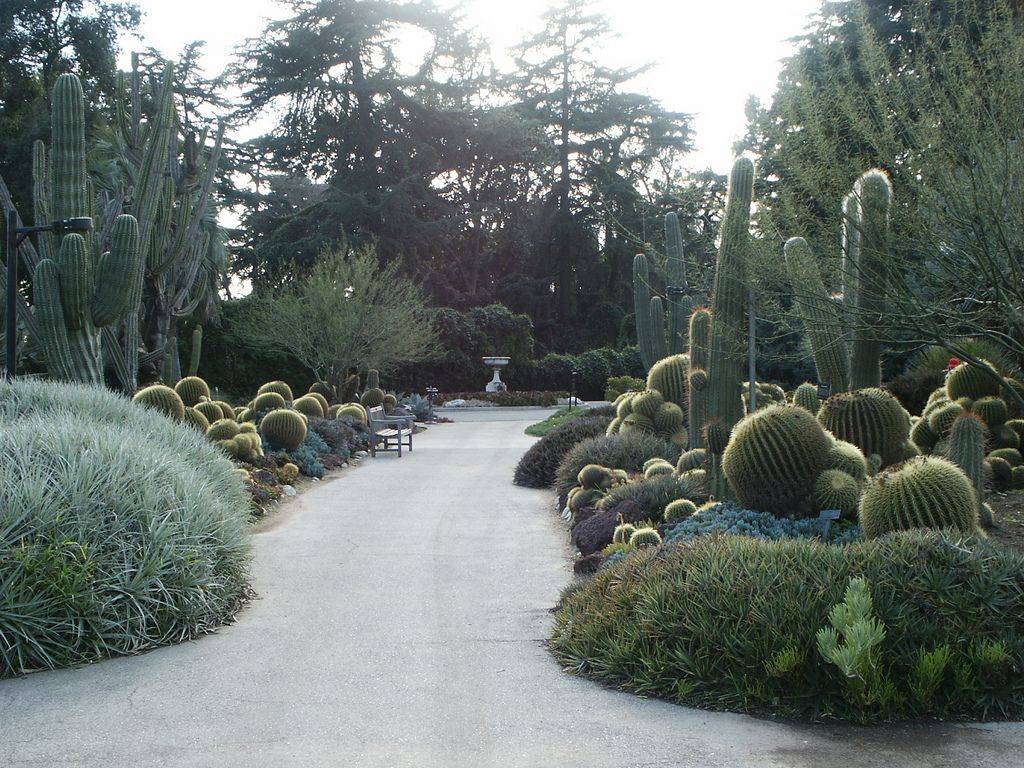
[514,416,612,488]
[604,375,645,402]
[0,379,251,677]
[552,531,1024,723]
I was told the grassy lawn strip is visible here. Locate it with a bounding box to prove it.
[525,407,588,437]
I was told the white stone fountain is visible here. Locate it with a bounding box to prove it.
[482,356,511,392]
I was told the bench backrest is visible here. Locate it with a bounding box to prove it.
[367,406,385,428]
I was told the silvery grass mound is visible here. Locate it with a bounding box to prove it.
[0,379,252,677]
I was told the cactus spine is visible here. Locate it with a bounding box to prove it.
[847,170,892,389]
[30,74,142,384]
[783,237,849,393]
[706,157,755,496]
[688,308,711,449]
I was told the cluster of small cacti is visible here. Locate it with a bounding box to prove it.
[566,464,628,516]
[742,381,786,412]
[606,389,686,446]
[911,360,1024,494]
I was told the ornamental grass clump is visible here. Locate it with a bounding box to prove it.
[0,379,251,677]
[551,530,1024,722]
[514,416,612,488]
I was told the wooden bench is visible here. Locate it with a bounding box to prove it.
[367,406,413,457]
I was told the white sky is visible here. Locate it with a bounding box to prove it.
[122,0,821,174]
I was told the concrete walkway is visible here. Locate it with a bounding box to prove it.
[2,410,1022,767]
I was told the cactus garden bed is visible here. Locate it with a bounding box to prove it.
[514,163,1024,724]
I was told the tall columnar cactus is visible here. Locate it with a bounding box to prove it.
[783,237,850,393]
[721,404,835,515]
[30,75,142,385]
[664,212,692,353]
[366,369,381,391]
[817,388,911,468]
[706,157,755,497]
[840,192,860,340]
[632,213,692,371]
[187,326,203,377]
[633,253,657,370]
[101,57,226,389]
[858,456,978,539]
[945,413,988,525]
[687,308,711,449]
[847,170,893,389]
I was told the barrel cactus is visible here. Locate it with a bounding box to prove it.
[182,407,210,432]
[647,354,689,410]
[258,380,294,403]
[813,469,861,518]
[793,383,821,415]
[677,448,709,473]
[309,381,335,403]
[928,401,966,438]
[664,498,698,523]
[361,387,386,408]
[910,417,939,454]
[991,424,1020,449]
[253,391,287,412]
[945,360,1002,401]
[721,404,834,515]
[630,390,664,420]
[337,403,368,424]
[859,456,978,538]
[644,460,675,479]
[132,384,185,421]
[578,464,616,490]
[383,393,398,411]
[973,396,1008,428]
[817,388,910,467]
[988,447,1022,466]
[652,402,684,437]
[305,392,330,414]
[195,400,224,424]
[612,523,637,545]
[293,395,325,418]
[206,418,240,441]
[629,527,662,549]
[174,376,210,407]
[260,409,308,450]
[827,439,869,482]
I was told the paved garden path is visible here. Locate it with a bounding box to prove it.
[3,409,1023,767]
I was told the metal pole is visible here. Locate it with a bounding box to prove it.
[747,286,757,412]
[5,210,17,380]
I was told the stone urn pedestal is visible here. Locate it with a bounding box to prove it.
[482,356,511,392]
